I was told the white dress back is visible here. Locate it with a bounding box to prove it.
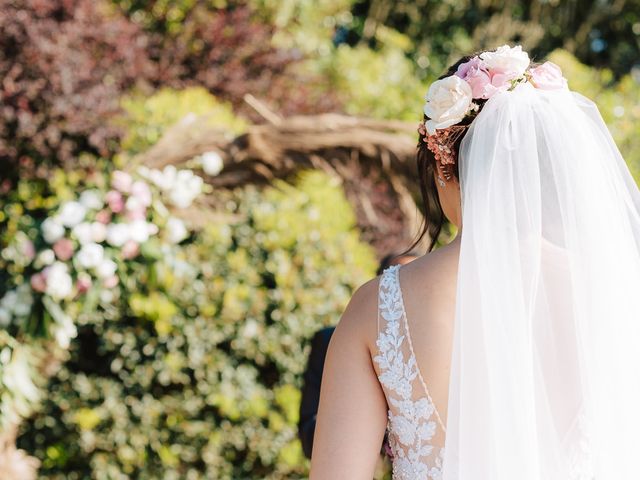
[374,264,446,480]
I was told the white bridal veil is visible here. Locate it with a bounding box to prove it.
[443,81,640,479]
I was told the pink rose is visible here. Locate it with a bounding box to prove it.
[111,170,133,193]
[30,272,47,293]
[528,61,568,90]
[456,57,492,99]
[105,190,124,213]
[53,238,74,261]
[21,239,36,261]
[121,240,140,260]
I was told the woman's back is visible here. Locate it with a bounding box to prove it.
[371,240,459,479]
[311,45,640,479]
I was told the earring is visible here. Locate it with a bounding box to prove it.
[437,175,446,188]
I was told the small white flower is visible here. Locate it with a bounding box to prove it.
[0,347,10,364]
[200,151,224,176]
[79,189,104,210]
[129,220,150,243]
[243,319,259,338]
[71,222,93,245]
[41,217,65,244]
[479,44,530,76]
[423,76,473,134]
[53,315,77,350]
[2,349,40,402]
[57,201,87,227]
[166,217,188,244]
[154,165,178,191]
[90,222,107,243]
[76,243,104,269]
[95,258,117,279]
[106,223,130,247]
[125,195,144,213]
[35,249,55,267]
[169,170,203,208]
[1,290,18,312]
[0,307,10,327]
[44,262,73,301]
[12,285,32,317]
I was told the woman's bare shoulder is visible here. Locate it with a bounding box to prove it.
[332,274,381,354]
[402,240,460,287]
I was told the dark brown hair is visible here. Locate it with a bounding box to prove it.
[400,53,487,255]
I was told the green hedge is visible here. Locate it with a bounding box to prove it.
[18,169,377,479]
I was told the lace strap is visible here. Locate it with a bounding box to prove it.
[393,265,447,433]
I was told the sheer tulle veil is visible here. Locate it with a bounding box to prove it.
[443,81,640,478]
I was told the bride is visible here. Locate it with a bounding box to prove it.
[309,45,640,479]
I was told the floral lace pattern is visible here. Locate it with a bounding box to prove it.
[373,264,445,480]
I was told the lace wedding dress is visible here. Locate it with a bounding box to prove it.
[373,263,596,480]
[374,263,446,480]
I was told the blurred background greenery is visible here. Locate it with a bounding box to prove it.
[1,0,639,478]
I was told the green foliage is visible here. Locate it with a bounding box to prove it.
[325,43,426,120]
[18,169,377,479]
[119,87,247,155]
[250,0,356,54]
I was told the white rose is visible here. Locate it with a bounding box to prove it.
[166,217,188,244]
[71,222,93,245]
[200,151,224,176]
[95,258,117,279]
[90,222,107,243]
[79,189,103,210]
[423,76,473,134]
[106,223,129,247]
[76,243,104,269]
[44,262,73,301]
[41,217,65,244]
[57,201,87,227]
[479,44,530,76]
[35,248,55,267]
[129,220,150,243]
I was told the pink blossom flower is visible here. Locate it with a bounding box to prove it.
[528,61,568,90]
[111,170,133,193]
[53,238,74,261]
[103,274,119,289]
[95,209,112,224]
[105,190,124,213]
[76,273,92,294]
[20,239,36,261]
[130,180,152,207]
[30,272,47,293]
[121,240,140,260]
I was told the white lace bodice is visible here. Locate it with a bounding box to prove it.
[373,264,446,480]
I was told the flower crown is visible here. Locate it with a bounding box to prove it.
[420,45,568,177]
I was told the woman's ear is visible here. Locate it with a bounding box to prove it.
[434,162,462,228]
